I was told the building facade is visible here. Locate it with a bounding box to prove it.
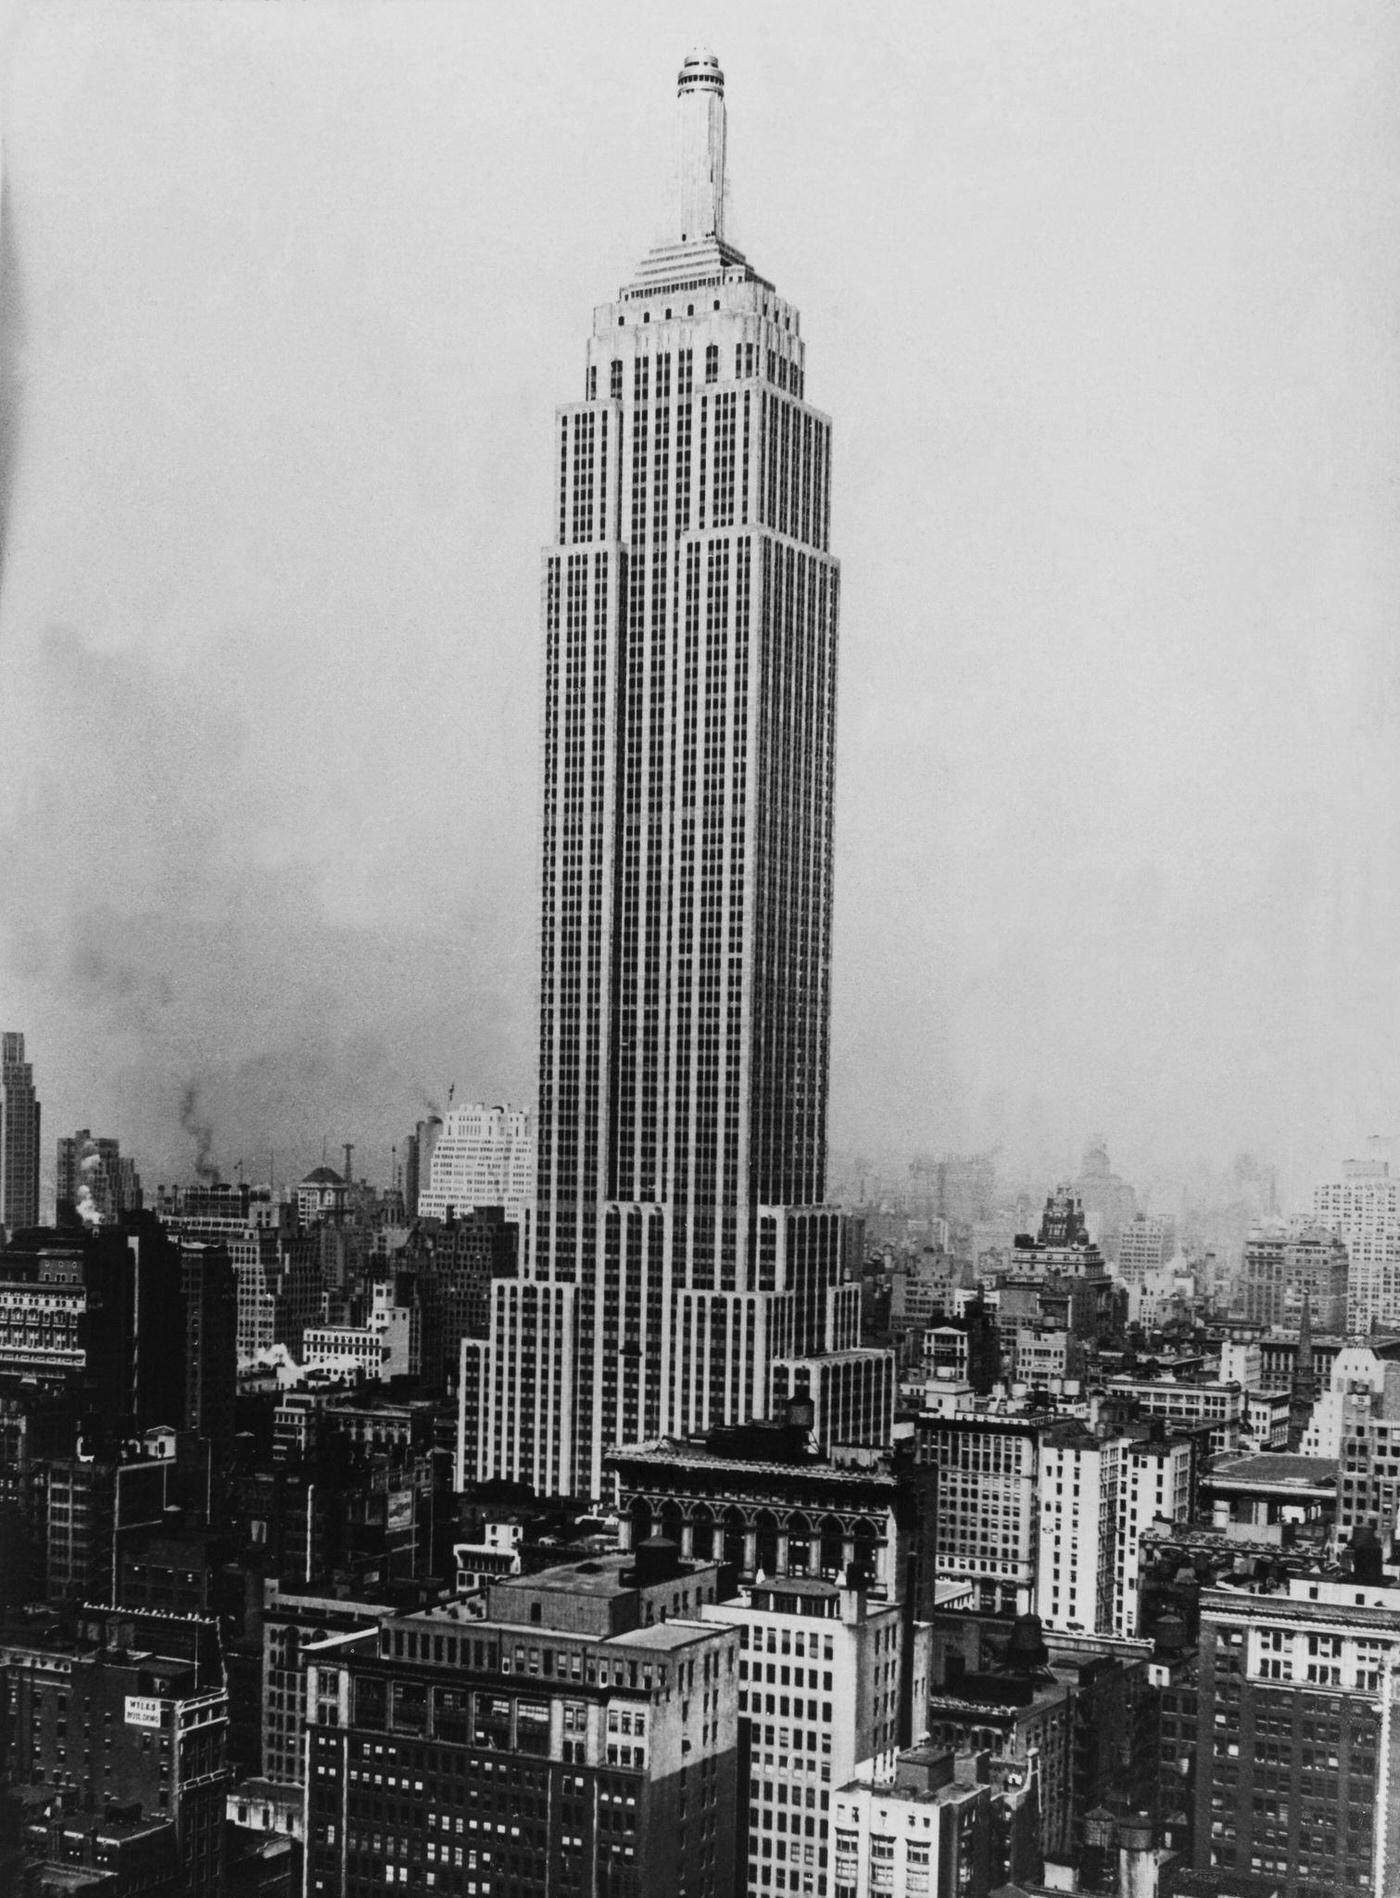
[472,49,886,1501]
[1314,1153,1400,1333]
[416,1103,534,1223]
[1115,1213,1177,1287]
[1240,1221,1349,1333]
[705,1576,915,1898]
[914,1413,1040,1616]
[56,1128,143,1226]
[302,1549,740,1898]
[1191,1574,1400,1897]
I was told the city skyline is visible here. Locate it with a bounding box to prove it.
[0,6,1396,1201]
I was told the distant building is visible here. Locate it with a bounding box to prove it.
[181,1242,238,1467]
[56,1128,143,1226]
[0,1030,41,1238]
[1070,1141,1138,1262]
[416,1102,533,1224]
[0,1231,86,1391]
[1313,1151,1400,1333]
[1240,1222,1348,1333]
[1116,1212,1178,1288]
[295,1166,347,1226]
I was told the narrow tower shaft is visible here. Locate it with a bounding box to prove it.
[675,48,726,243]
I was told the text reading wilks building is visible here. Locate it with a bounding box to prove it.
[463,52,889,1501]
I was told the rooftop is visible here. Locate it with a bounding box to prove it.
[609,1438,898,1487]
[1207,1454,1337,1491]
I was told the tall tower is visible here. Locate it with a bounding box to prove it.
[0,1031,41,1239]
[468,51,885,1500]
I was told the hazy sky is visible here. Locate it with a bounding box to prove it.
[1,1,1396,1209]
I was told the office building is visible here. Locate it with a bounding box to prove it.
[705,1573,917,1898]
[402,1114,444,1222]
[1115,1212,1177,1287]
[471,48,885,1501]
[0,1603,230,1895]
[0,1030,41,1238]
[410,1205,519,1390]
[55,1128,143,1226]
[1239,1221,1349,1333]
[1192,1570,1400,1896]
[302,1545,739,1898]
[181,1241,238,1467]
[1103,1377,1243,1457]
[914,1412,1040,1616]
[0,1231,86,1391]
[1035,1425,1125,1637]
[831,1755,980,1898]
[258,1579,391,1790]
[1314,1151,1400,1333]
[924,1611,1156,1866]
[415,1102,533,1223]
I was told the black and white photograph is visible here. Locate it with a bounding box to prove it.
[0,6,1396,1895]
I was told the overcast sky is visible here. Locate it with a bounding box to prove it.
[0,1,1396,1210]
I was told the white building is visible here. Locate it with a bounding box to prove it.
[1036,1427,1125,1635]
[1115,1213,1177,1287]
[704,1576,919,1898]
[415,1102,533,1223]
[832,1750,991,1898]
[1314,1152,1400,1332]
[1113,1436,1193,1638]
[470,49,891,1500]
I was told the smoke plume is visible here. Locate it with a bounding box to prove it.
[75,1139,102,1226]
[0,630,532,1185]
[179,1083,221,1185]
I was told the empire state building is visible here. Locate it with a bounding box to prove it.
[465,52,891,1500]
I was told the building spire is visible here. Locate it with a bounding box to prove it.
[675,47,725,244]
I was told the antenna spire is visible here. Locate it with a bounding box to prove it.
[675,48,726,244]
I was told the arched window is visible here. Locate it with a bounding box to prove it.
[722,1505,747,1571]
[704,343,719,384]
[691,1504,716,1561]
[754,1510,780,1579]
[787,1513,812,1576]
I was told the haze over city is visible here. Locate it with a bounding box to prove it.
[0,1,1396,1203]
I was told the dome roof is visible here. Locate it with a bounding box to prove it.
[300,1166,344,1186]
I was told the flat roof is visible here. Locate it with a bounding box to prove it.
[1208,1454,1337,1490]
[608,1441,899,1488]
[607,1620,721,1652]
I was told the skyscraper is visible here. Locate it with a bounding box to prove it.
[470,51,883,1499]
[0,1030,41,1238]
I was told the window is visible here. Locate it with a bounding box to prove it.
[705,344,719,384]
